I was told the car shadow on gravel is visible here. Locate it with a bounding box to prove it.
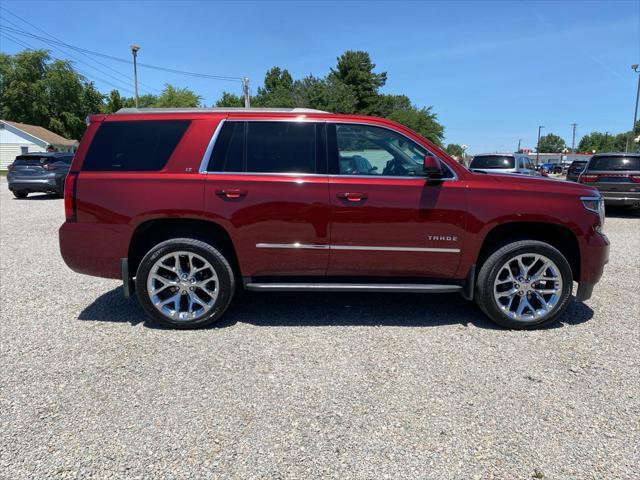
[12,193,61,201]
[605,206,640,218]
[78,287,594,330]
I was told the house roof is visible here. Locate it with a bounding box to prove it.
[1,120,77,147]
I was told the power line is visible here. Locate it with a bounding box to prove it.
[0,31,137,95]
[0,17,159,94]
[0,6,159,91]
[0,23,243,83]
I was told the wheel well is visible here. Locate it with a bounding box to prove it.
[128,218,240,278]
[477,222,580,281]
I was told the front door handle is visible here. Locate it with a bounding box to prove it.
[215,189,247,199]
[337,192,368,202]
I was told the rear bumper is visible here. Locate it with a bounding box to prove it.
[59,221,127,279]
[600,192,640,207]
[8,175,62,192]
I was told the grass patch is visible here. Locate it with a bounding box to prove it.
[0,170,7,177]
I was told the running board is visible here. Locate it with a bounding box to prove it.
[244,282,463,293]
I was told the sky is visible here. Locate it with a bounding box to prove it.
[0,0,638,153]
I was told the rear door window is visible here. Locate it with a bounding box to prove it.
[470,155,515,169]
[82,120,190,171]
[209,121,320,174]
[246,122,316,174]
[588,156,640,171]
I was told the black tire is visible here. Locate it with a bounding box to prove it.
[135,238,235,329]
[13,190,28,199]
[475,240,573,329]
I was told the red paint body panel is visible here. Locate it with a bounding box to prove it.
[59,111,609,291]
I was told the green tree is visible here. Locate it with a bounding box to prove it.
[292,75,357,113]
[251,67,295,107]
[446,144,464,158]
[537,133,566,153]
[0,49,104,139]
[153,84,201,108]
[388,106,445,146]
[215,91,244,107]
[329,50,386,113]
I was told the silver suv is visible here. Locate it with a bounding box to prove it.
[469,153,539,176]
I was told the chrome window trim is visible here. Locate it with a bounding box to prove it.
[198,119,226,174]
[200,119,459,181]
[255,243,460,253]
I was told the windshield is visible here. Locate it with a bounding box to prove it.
[470,155,515,169]
[588,156,640,171]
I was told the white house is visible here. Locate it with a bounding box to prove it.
[0,120,77,169]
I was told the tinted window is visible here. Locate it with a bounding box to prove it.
[470,155,515,169]
[83,120,190,171]
[245,122,316,173]
[335,123,440,177]
[14,155,67,165]
[588,156,640,171]
[569,161,587,173]
[208,122,245,172]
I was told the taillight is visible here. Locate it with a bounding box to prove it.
[631,175,640,183]
[580,174,599,183]
[64,173,78,222]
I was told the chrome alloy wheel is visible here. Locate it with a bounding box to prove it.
[146,251,219,321]
[493,253,563,323]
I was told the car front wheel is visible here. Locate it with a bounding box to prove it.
[135,238,235,329]
[475,240,573,329]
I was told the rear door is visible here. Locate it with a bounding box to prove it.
[203,119,331,277]
[326,122,467,278]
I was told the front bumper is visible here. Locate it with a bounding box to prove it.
[577,231,610,301]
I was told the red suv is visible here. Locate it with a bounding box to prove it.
[59,108,609,329]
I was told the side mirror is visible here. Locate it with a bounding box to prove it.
[423,155,443,177]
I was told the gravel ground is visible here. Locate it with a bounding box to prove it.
[1,179,639,480]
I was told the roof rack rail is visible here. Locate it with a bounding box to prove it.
[114,107,329,114]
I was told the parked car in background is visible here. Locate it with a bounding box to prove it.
[59,108,609,331]
[578,152,640,207]
[566,159,589,182]
[7,152,73,198]
[469,153,540,176]
[539,163,563,174]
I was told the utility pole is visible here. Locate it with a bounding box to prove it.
[536,125,544,166]
[242,77,250,108]
[626,64,640,152]
[604,131,610,151]
[517,139,522,152]
[130,44,141,108]
[571,123,577,153]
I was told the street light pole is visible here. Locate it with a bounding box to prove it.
[626,64,640,153]
[536,125,544,166]
[130,44,141,108]
[571,123,577,153]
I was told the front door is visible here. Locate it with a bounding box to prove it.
[203,120,330,277]
[327,123,467,278]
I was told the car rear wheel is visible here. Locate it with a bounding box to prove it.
[135,238,235,329]
[13,191,28,199]
[475,240,573,329]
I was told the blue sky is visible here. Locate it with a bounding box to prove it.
[1,0,638,153]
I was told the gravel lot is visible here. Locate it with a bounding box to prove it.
[1,179,639,479]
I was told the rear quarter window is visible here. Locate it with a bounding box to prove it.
[82,120,190,171]
[588,156,640,171]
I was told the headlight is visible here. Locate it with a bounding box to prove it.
[581,196,605,231]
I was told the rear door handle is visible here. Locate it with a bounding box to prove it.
[215,189,247,199]
[337,192,368,202]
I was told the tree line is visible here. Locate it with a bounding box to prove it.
[2,48,637,154]
[529,124,640,155]
[0,49,445,145]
